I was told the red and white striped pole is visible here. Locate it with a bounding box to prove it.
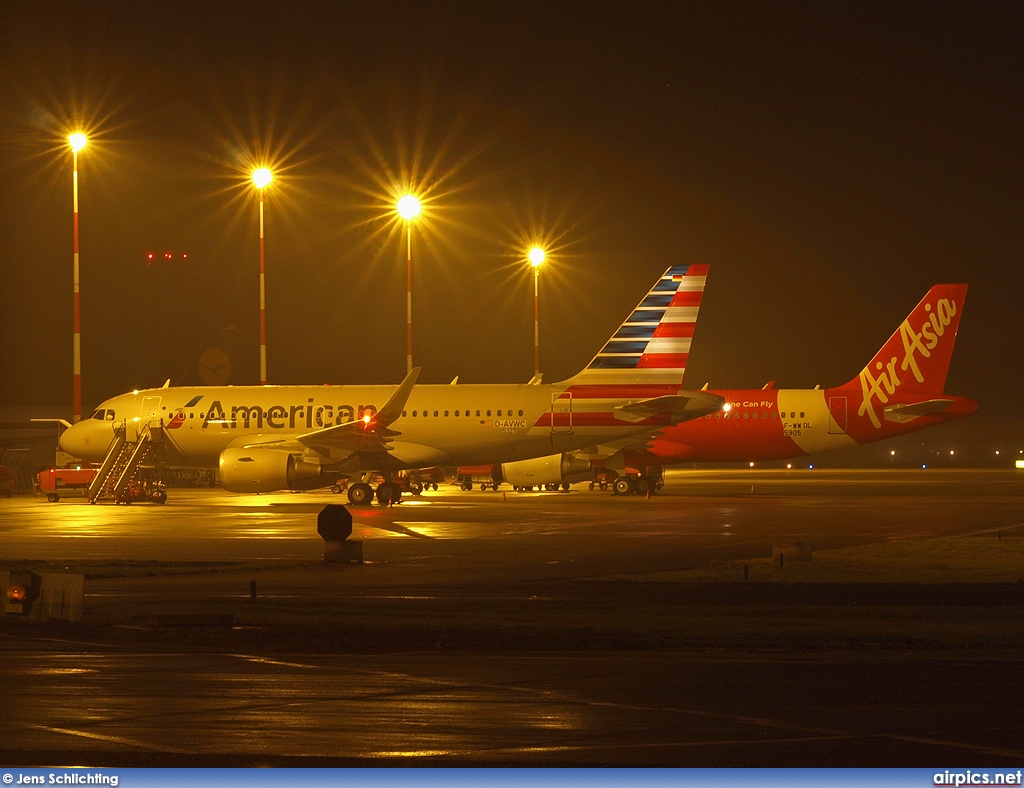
[258,192,267,386]
[533,265,540,377]
[406,220,413,375]
[69,134,87,423]
[528,246,546,378]
[396,195,421,375]
[252,167,272,386]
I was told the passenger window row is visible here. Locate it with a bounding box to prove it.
[706,410,805,420]
[402,409,526,418]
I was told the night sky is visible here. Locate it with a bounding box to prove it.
[1,3,1021,445]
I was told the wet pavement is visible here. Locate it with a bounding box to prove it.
[1,469,1022,766]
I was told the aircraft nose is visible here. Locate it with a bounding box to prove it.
[60,420,114,461]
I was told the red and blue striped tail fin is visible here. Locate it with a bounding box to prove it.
[563,264,708,388]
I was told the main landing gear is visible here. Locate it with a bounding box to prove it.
[610,471,663,496]
[347,480,404,506]
[344,473,431,506]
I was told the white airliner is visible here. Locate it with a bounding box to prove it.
[59,265,722,504]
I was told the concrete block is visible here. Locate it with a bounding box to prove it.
[324,540,363,564]
[2,570,84,621]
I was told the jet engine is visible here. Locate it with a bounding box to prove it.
[500,453,593,487]
[219,447,332,493]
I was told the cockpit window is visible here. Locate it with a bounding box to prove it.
[92,410,105,420]
[105,410,115,420]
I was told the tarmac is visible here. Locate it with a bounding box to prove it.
[1,468,1023,766]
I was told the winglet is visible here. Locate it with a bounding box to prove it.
[374,366,421,426]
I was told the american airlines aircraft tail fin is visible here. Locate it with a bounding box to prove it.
[563,264,708,388]
[841,284,967,397]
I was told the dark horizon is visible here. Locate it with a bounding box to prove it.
[1,3,1021,450]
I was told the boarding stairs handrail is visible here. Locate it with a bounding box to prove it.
[87,419,160,503]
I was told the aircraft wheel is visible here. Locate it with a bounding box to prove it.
[635,476,651,495]
[376,483,402,506]
[561,482,570,491]
[431,483,438,491]
[409,481,423,496]
[599,482,608,491]
[347,482,373,506]
[46,493,59,503]
[613,477,635,496]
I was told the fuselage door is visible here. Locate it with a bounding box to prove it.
[828,396,847,434]
[551,392,573,434]
[141,396,162,432]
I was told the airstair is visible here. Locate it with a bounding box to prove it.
[87,419,164,504]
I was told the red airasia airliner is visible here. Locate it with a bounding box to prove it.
[496,284,978,494]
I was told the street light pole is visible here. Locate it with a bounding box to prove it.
[406,220,413,374]
[396,194,421,375]
[528,246,546,378]
[69,133,87,423]
[252,167,272,385]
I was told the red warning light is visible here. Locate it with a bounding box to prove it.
[6,583,26,603]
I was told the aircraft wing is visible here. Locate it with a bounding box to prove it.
[293,366,421,455]
[614,390,723,424]
[883,398,957,424]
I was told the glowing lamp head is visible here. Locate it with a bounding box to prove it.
[528,247,546,267]
[6,583,26,603]
[722,403,732,412]
[396,195,421,221]
[69,133,87,153]
[362,414,372,424]
[252,167,273,189]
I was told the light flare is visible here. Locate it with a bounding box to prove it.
[396,194,421,220]
[251,167,273,189]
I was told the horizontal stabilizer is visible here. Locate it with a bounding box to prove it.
[614,390,723,424]
[883,398,956,424]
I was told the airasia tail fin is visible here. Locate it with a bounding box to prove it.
[838,284,968,428]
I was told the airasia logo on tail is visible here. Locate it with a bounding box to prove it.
[858,298,957,428]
